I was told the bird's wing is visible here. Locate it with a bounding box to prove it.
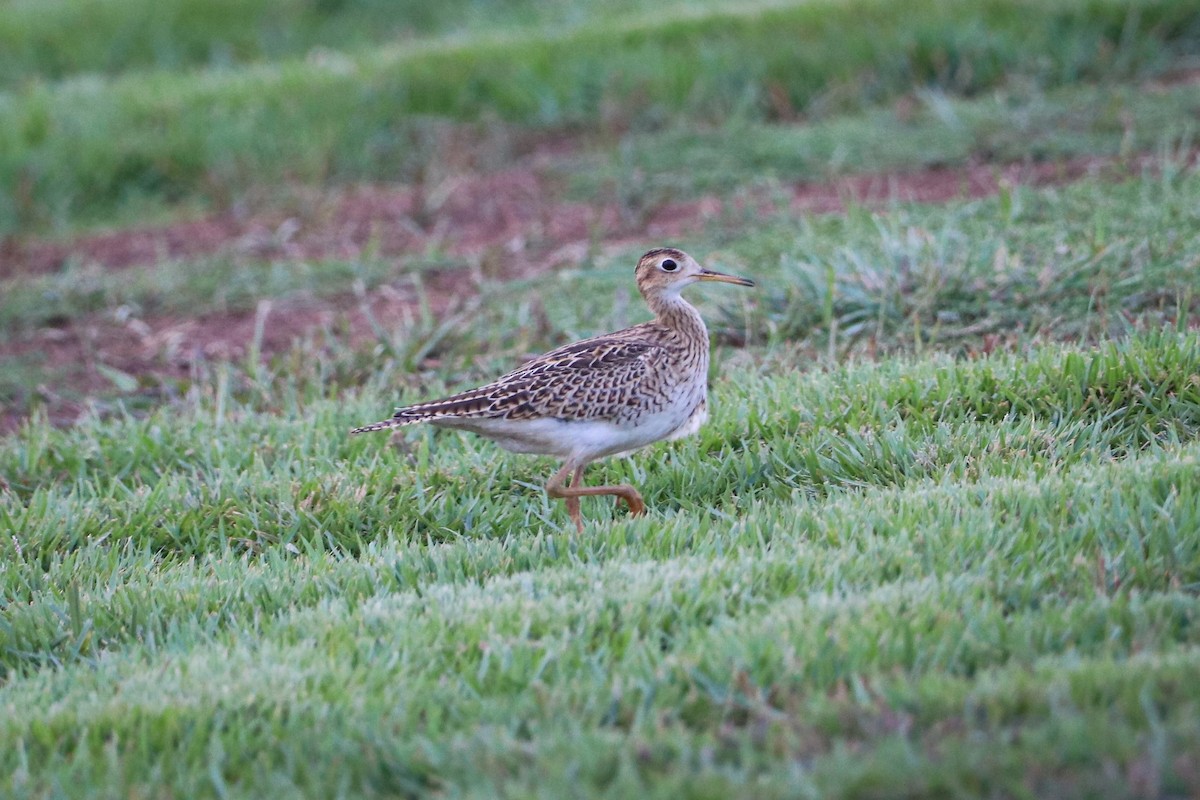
[389,331,667,424]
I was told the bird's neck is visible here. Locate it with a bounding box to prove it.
[648,291,708,342]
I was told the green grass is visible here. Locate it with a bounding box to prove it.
[731,164,1200,350]
[566,79,1200,202]
[0,0,743,87]
[2,163,1196,441]
[2,164,1200,794]
[5,1,1200,795]
[3,332,1200,797]
[3,80,1197,338]
[3,0,1198,234]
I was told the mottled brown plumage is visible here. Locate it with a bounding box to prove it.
[351,248,754,531]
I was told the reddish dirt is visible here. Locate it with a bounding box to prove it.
[0,154,1160,280]
[0,170,614,280]
[0,151,1181,432]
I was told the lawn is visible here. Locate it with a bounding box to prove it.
[3,0,1198,234]
[2,0,1200,797]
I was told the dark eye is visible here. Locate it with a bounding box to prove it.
[661,259,678,272]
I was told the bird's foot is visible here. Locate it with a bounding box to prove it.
[616,490,646,516]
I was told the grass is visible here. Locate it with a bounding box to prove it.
[566,79,1200,200]
[3,164,1197,423]
[0,0,745,87]
[5,0,1200,796]
[2,163,1200,794]
[3,332,1200,796]
[3,76,1197,339]
[3,0,1199,234]
[732,163,1200,350]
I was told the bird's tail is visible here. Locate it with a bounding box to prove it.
[351,389,496,434]
[349,416,419,435]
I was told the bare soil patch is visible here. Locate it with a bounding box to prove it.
[0,154,1156,280]
[0,152,1176,432]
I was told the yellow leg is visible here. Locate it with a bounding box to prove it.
[545,461,646,533]
[564,466,584,530]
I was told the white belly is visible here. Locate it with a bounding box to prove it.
[435,392,707,462]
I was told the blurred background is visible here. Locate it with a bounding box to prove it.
[1,0,1198,429]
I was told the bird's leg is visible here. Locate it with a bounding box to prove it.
[545,461,646,532]
[565,466,585,529]
[546,462,585,533]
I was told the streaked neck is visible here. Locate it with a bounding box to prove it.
[648,291,708,340]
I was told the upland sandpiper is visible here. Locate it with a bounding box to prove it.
[351,248,754,531]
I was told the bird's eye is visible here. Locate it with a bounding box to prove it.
[661,259,678,272]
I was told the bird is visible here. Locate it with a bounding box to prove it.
[351,247,754,532]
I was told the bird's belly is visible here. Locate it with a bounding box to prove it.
[433,391,707,461]
[665,397,707,442]
[603,387,708,459]
[433,416,576,456]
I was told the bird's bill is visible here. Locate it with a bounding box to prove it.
[697,269,755,287]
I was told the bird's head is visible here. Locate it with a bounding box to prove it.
[633,248,754,300]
